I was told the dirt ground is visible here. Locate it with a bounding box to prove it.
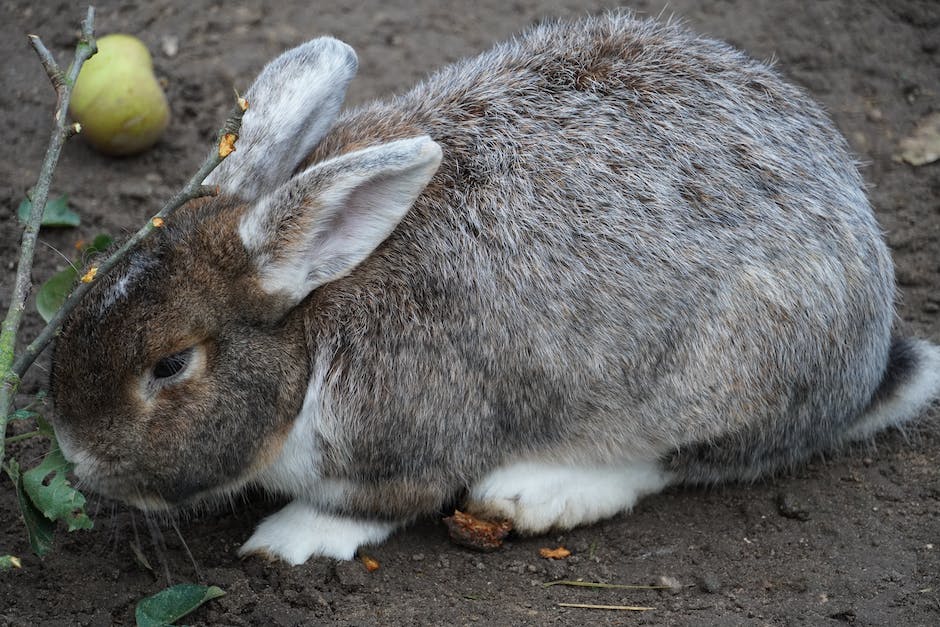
[1,0,938,625]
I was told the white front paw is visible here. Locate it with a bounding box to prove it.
[238,501,397,565]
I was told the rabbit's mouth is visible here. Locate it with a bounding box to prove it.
[56,435,227,510]
[72,462,245,512]
[59,450,170,511]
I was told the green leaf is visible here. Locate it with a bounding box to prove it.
[6,459,55,557]
[21,444,93,532]
[35,413,56,438]
[17,194,81,228]
[16,197,29,222]
[8,390,48,422]
[36,266,78,323]
[0,555,22,569]
[86,233,114,255]
[8,408,39,422]
[135,584,226,627]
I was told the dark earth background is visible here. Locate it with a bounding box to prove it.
[1,0,938,625]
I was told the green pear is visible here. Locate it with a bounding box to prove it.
[69,34,170,156]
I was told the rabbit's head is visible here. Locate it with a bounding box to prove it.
[50,37,442,509]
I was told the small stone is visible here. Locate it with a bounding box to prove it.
[699,573,721,593]
[777,492,811,521]
[334,560,370,590]
[161,35,179,57]
[657,575,683,593]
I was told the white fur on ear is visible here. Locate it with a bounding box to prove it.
[205,37,358,201]
[240,135,443,307]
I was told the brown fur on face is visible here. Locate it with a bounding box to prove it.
[51,196,310,506]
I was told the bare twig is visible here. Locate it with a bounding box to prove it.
[544,580,672,590]
[0,7,96,470]
[557,602,655,611]
[4,430,43,446]
[26,34,66,92]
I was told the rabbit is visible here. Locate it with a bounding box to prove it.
[50,12,940,566]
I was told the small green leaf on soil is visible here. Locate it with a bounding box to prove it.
[135,584,226,627]
[6,459,55,557]
[17,194,81,227]
[0,555,22,569]
[36,266,78,322]
[21,444,93,532]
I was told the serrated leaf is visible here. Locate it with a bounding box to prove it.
[6,459,55,557]
[36,266,78,323]
[135,584,226,627]
[21,444,93,532]
[17,194,81,228]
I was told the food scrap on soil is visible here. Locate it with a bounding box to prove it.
[360,554,380,572]
[539,546,571,560]
[443,509,512,551]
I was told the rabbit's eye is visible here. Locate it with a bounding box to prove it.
[153,348,193,380]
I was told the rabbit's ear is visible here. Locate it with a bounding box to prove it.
[205,37,358,201]
[241,135,443,309]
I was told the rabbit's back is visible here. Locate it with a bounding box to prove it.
[303,14,894,505]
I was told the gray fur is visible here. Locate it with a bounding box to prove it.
[205,36,359,201]
[52,13,939,531]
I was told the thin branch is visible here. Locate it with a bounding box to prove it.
[4,430,43,446]
[0,6,96,470]
[27,34,65,92]
[544,580,673,590]
[557,603,655,611]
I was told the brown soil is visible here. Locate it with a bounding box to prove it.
[1,1,938,625]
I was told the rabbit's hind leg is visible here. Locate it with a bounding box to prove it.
[465,460,674,534]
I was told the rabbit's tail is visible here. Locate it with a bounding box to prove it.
[843,336,940,442]
[663,336,940,484]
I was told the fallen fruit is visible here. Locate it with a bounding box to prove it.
[443,509,512,551]
[69,34,170,156]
